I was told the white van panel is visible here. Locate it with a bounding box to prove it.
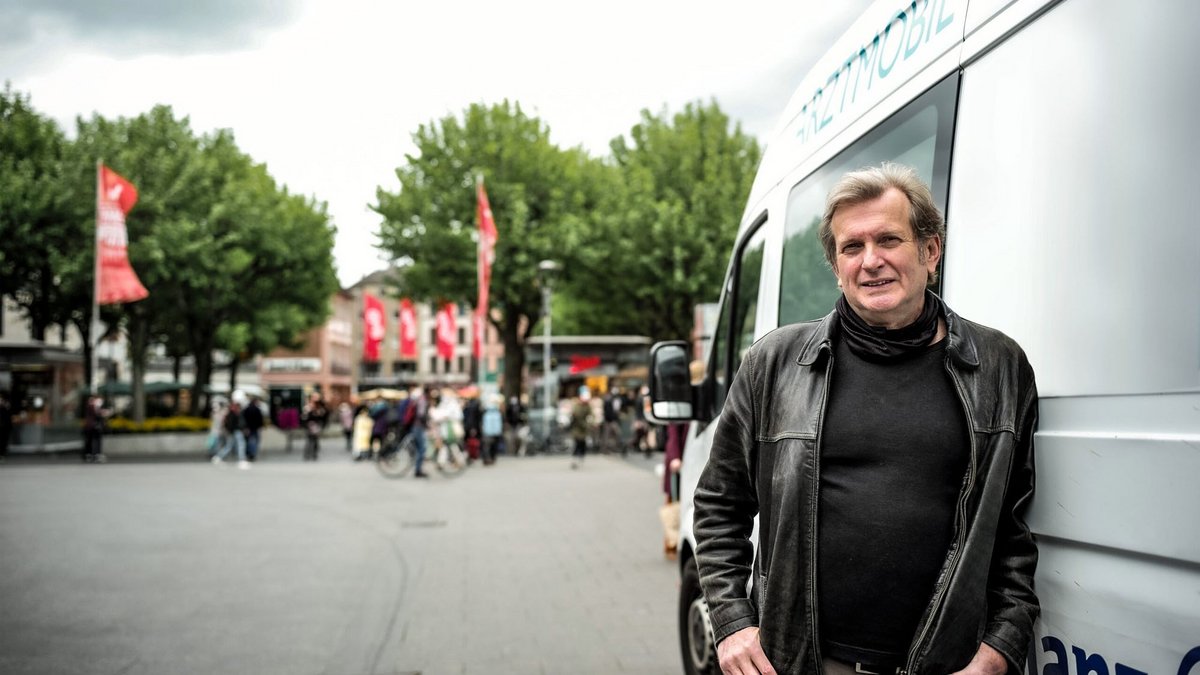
[944,0,1200,397]
[961,0,1056,51]
[1034,541,1200,675]
[748,0,966,227]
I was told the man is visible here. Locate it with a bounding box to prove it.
[600,386,623,454]
[242,395,265,462]
[569,386,592,470]
[212,399,250,469]
[407,387,430,478]
[695,164,1039,675]
[300,392,329,461]
[82,395,110,463]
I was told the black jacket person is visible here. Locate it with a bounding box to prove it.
[695,164,1038,675]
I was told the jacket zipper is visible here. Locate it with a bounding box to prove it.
[809,349,834,671]
[902,361,978,675]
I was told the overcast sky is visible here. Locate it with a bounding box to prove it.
[2,0,873,287]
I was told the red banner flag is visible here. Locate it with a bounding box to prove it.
[96,164,148,305]
[475,181,498,358]
[399,298,417,358]
[436,303,457,361]
[362,293,385,361]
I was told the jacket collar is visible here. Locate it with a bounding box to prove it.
[795,304,980,370]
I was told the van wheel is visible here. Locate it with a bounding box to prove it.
[679,556,719,675]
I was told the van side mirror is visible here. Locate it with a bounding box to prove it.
[648,341,693,421]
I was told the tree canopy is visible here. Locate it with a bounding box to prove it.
[375,98,759,398]
[375,100,612,399]
[0,86,338,420]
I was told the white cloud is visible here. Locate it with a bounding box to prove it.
[2,0,873,286]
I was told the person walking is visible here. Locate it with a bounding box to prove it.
[212,400,249,469]
[81,395,110,463]
[352,405,373,462]
[481,395,504,465]
[569,386,592,470]
[462,392,482,462]
[300,393,329,461]
[242,395,265,462]
[695,164,1039,675]
[505,395,526,457]
[406,387,430,478]
[599,387,623,454]
[338,400,355,453]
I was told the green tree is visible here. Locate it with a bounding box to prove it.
[374,101,608,399]
[558,100,761,341]
[0,84,74,340]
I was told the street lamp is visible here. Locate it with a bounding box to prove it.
[537,259,561,444]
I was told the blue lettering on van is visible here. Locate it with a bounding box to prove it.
[793,0,957,146]
[1180,647,1200,675]
[1037,635,1199,675]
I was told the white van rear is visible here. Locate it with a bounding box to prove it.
[651,1,1200,673]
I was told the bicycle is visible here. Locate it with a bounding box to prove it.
[376,427,469,479]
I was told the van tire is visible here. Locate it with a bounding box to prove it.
[679,556,720,675]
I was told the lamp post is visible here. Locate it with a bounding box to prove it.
[537,259,561,444]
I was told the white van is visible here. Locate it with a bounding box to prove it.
[648,0,1200,673]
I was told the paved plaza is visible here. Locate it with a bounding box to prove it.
[0,449,681,675]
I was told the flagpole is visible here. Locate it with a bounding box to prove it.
[91,160,102,396]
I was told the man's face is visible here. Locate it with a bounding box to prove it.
[830,188,940,329]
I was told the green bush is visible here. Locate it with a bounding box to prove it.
[106,416,210,434]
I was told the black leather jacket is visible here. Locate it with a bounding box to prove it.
[694,307,1039,675]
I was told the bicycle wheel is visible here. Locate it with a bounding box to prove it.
[376,434,415,478]
[435,441,468,477]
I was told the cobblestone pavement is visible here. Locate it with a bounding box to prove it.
[0,451,682,675]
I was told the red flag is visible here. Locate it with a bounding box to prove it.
[436,302,457,361]
[399,298,417,358]
[475,181,498,358]
[362,293,385,361]
[96,164,148,305]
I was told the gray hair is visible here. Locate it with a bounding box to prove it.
[818,163,945,283]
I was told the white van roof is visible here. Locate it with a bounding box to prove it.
[741,0,970,227]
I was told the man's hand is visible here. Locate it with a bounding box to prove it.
[949,642,1008,675]
[717,626,776,675]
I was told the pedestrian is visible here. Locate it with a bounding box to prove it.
[207,399,228,458]
[599,386,623,454]
[352,405,373,462]
[695,164,1039,675]
[300,392,329,461]
[504,395,526,457]
[338,399,355,452]
[212,400,249,469]
[406,387,430,478]
[568,386,592,470]
[81,394,110,463]
[481,395,504,465]
[0,391,12,463]
[242,394,265,462]
[462,391,482,462]
[657,421,688,559]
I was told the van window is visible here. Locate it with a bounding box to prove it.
[711,218,767,412]
[779,74,958,326]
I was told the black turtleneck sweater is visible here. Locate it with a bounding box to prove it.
[817,336,969,668]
